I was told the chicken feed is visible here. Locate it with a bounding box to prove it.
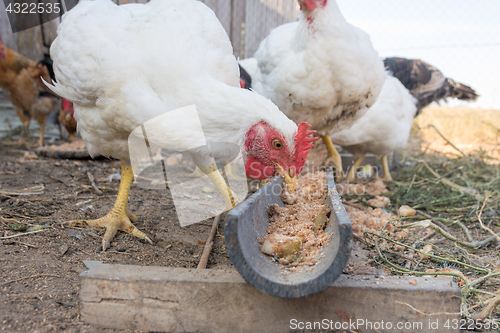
[260,171,331,270]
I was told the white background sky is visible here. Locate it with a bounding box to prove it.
[337,0,500,110]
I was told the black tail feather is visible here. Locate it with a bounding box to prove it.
[446,78,479,101]
[238,64,252,89]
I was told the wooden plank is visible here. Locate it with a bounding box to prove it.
[200,0,232,37]
[0,0,18,51]
[40,20,59,50]
[230,0,246,58]
[0,5,59,60]
[80,264,461,333]
[244,0,299,57]
[16,27,45,61]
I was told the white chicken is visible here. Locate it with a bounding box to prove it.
[47,0,315,250]
[239,0,385,181]
[330,57,479,182]
[330,73,417,181]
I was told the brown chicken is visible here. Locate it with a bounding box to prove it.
[58,98,77,142]
[0,39,58,146]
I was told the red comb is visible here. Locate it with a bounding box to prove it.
[295,122,317,150]
[292,122,317,172]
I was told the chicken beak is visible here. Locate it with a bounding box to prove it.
[274,163,298,193]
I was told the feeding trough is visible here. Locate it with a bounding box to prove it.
[225,168,353,298]
[78,168,461,332]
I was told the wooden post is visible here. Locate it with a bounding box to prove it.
[243,0,299,57]
[0,0,18,51]
[230,0,246,58]
[80,264,462,333]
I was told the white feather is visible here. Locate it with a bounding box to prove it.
[330,74,418,158]
[240,0,385,134]
[47,0,297,163]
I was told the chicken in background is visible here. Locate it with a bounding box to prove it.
[386,57,478,169]
[330,73,418,181]
[58,99,77,142]
[330,58,479,181]
[384,57,479,114]
[239,0,385,181]
[47,0,316,251]
[0,39,58,146]
[31,89,60,145]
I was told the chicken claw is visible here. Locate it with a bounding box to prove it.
[381,155,393,181]
[345,155,365,182]
[320,134,343,183]
[198,162,242,210]
[66,163,152,251]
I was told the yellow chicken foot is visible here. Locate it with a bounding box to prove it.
[381,155,393,181]
[345,155,365,182]
[199,162,241,210]
[68,163,152,251]
[320,134,343,183]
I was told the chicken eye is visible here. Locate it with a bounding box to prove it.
[272,139,283,150]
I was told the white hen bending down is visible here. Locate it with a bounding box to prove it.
[239,0,385,181]
[330,73,417,181]
[47,0,315,250]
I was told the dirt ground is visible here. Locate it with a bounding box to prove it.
[1,116,498,332]
[0,143,236,332]
[0,138,386,333]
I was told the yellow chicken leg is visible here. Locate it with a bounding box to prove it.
[346,155,365,182]
[321,134,343,183]
[68,163,152,251]
[381,155,393,181]
[199,162,241,210]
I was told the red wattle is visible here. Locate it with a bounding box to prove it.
[245,157,275,180]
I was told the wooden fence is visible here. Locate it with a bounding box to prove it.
[0,0,298,61]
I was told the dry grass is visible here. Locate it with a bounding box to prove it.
[349,106,500,324]
[412,106,500,161]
